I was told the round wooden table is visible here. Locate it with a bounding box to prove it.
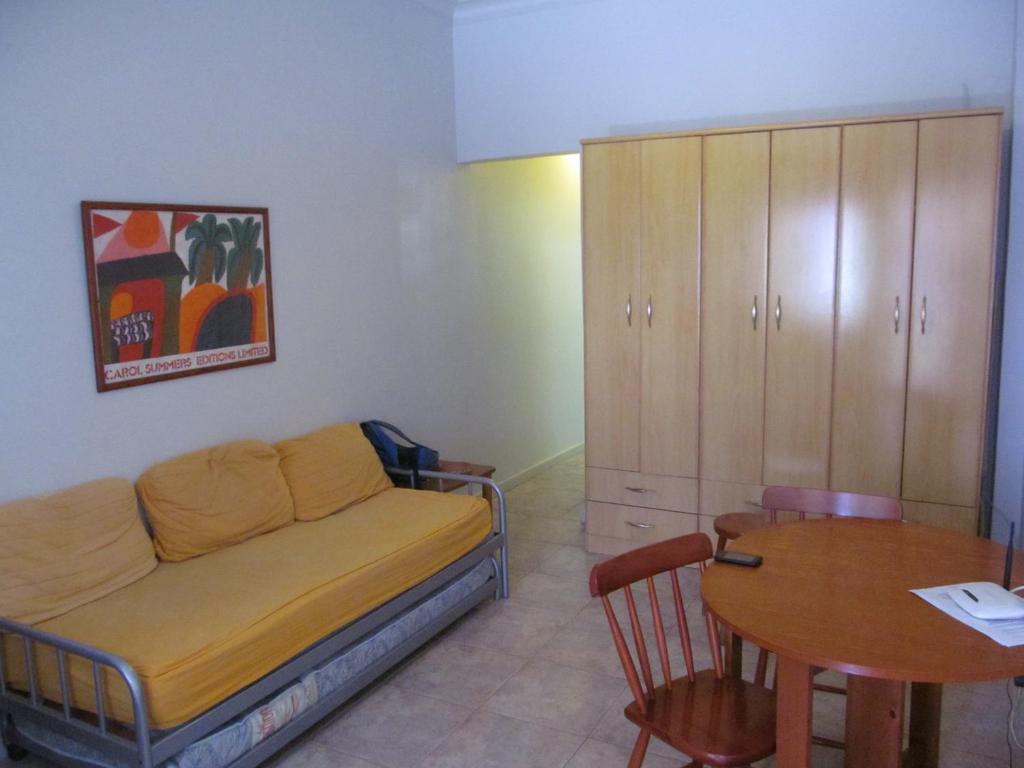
[702,518,1024,768]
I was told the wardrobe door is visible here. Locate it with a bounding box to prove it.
[903,115,1000,510]
[830,121,916,497]
[583,142,642,472]
[764,127,840,488]
[700,132,770,484]
[640,137,701,478]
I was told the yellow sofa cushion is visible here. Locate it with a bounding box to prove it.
[0,478,156,625]
[137,440,294,561]
[17,488,491,729]
[276,423,392,521]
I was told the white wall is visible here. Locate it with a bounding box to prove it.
[454,0,1016,161]
[455,154,584,478]
[994,3,1024,546]
[0,0,583,500]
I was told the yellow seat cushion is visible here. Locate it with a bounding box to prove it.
[0,478,156,625]
[276,423,392,521]
[137,440,295,561]
[20,488,491,729]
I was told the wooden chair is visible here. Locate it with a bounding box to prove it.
[714,486,903,554]
[589,533,776,768]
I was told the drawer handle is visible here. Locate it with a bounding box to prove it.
[745,500,765,509]
[627,521,655,529]
[625,486,650,493]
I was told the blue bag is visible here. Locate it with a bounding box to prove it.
[360,421,440,487]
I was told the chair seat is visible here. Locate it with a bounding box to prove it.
[624,669,776,767]
[713,512,769,542]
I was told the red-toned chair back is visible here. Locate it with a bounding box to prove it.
[588,533,721,717]
[761,486,903,523]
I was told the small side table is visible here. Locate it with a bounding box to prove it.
[415,460,496,507]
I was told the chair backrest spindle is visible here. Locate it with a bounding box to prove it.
[704,594,725,677]
[646,576,673,689]
[601,596,649,715]
[623,586,655,695]
[670,569,697,682]
[589,533,717,697]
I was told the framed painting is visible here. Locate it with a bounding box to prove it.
[81,201,276,391]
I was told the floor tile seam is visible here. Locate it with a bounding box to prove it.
[529,652,628,683]
[434,636,533,664]
[509,531,582,546]
[389,644,531,705]
[311,740,391,768]
[534,565,595,580]
[316,739,406,768]
[508,520,584,535]
[512,510,585,522]
[402,705,487,768]
[502,586,591,615]
[523,653,630,685]
[447,602,578,629]
[376,680,479,714]
[475,657,628,734]
[556,737,589,768]
[476,699,598,740]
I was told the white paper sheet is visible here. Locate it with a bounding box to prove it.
[911,584,1024,647]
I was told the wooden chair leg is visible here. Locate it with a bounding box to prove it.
[715,533,728,553]
[754,647,769,686]
[726,629,743,678]
[628,728,651,768]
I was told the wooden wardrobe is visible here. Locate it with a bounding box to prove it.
[582,109,1001,556]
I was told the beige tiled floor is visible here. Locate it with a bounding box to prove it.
[2,451,1018,767]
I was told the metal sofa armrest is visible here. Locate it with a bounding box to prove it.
[0,615,154,767]
[386,467,509,600]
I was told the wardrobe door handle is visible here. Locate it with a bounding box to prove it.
[752,296,758,330]
[745,500,765,509]
[920,296,927,334]
[646,296,653,327]
[894,296,901,334]
[625,486,649,494]
[775,296,782,331]
[626,295,632,326]
[627,521,655,529]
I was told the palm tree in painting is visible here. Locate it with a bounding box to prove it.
[226,217,265,291]
[184,214,231,285]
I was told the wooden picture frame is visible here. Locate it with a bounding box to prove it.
[81,201,276,391]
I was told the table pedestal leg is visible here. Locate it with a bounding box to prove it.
[906,682,942,768]
[845,675,905,768]
[776,656,813,768]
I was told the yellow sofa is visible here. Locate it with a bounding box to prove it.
[0,423,507,768]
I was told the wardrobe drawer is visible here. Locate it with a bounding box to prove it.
[586,501,698,546]
[587,469,697,512]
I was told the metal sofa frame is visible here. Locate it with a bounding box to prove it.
[1,469,507,768]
